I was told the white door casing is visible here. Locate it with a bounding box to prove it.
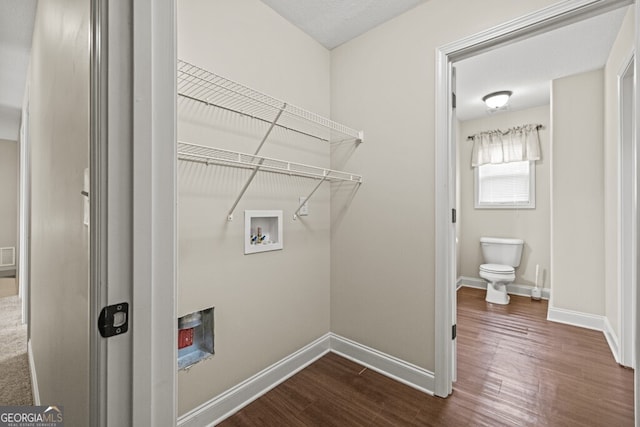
[619,51,635,368]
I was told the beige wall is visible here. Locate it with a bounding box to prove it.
[177,0,331,415]
[330,0,557,372]
[603,6,635,339]
[458,106,551,288]
[551,69,605,315]
[28,0,90,425]
[0,139,18,254]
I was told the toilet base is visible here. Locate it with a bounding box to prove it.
[485,282,510,305]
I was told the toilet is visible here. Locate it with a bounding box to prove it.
[479,237,524,305]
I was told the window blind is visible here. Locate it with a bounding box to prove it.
[477,160,531,205]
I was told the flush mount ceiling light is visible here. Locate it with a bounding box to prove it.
[482,91,512,109]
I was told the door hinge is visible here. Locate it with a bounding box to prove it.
[98,302,129,338]
[452,208,457,224]
[452,324,457,340]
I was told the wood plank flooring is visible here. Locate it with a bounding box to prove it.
[219,287,634,426]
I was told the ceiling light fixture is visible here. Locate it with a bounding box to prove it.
[482,90,512,109]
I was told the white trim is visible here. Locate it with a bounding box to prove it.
[329,334,435,395]
[28,339,40,406]
[131,0,177,425]
[178,333,435,426]
[435,0,635,402]
[458,276,551,300]
[634,4,640,421]
[434,47,454,398]
[18,70,30,326]
[604,316,622,365]
[547,305,605,331]
[618,49,636,369]
[177,334,331,427]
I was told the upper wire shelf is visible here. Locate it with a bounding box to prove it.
[177,59,364,144]
[178,142,363,184]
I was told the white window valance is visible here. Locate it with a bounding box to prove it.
[470,124,542,167]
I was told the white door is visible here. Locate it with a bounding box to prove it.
[434,53,457,397]
[450,66,458,384]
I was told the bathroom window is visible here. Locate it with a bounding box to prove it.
[475,160,535,209]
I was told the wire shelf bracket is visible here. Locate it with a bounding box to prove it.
[177,142,363,220]
[293,174,329,220]
[227,105,285,220]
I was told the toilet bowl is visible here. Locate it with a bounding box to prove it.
[479,237,524,305]
[479,264,515,304]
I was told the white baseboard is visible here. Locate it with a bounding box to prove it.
[28,339,40,405]
[178,333,435,426]
[458,276,550,300]
[329,334,434,395]
[546,305,604,331]
[603,317,621,364]
[178,333,331,427]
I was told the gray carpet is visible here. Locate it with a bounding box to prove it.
[0,294,33,405]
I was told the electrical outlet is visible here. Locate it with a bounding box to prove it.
[298,197,309,216]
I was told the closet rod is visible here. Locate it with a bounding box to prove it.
[178,93,330,143]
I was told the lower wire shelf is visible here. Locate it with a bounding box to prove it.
[178,141,363,221]
[177,141,363,184]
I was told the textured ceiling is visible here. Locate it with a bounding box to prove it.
[455,7,629,121]
[0,0,37,141]
[260,0,426,49]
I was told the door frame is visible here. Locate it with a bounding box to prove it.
[434,0,638,399]
[131,0,177,425]
[89,0,177,425]
[618,51,636,368]
[18,85,30,328]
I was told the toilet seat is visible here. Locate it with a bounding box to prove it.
[480,263,515,274]
[479,263,515,286]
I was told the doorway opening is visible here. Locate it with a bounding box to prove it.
[435,0,638,410]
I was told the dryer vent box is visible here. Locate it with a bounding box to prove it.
[177,307,214,370]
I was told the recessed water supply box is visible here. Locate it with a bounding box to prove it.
[245,210,283,254]
[177,307,214,370]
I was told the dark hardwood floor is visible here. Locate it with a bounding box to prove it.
[219,287,634,426]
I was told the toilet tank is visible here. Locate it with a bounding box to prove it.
[480,237,524,267]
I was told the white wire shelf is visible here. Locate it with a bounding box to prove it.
[178,142,363,184]
[177,59,364,144]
